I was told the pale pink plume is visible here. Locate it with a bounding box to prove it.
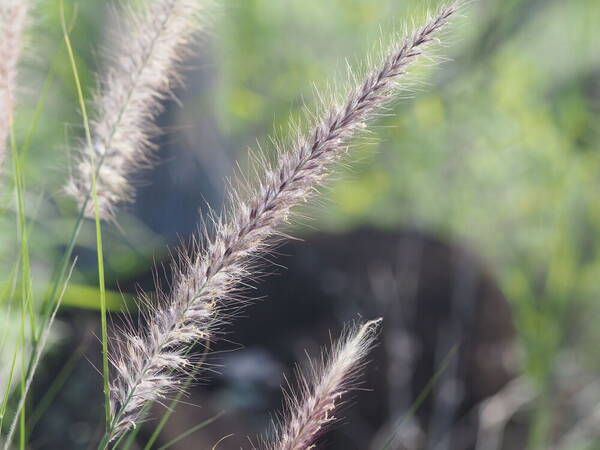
[266,319,382,450]
[106,2,458,443]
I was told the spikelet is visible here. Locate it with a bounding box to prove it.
[106,2,458,442]
[265,320,381,450]
[0,0,28,173]
[65,0,209,219]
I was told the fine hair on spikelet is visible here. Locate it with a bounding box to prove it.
[104,2,459,443]
[263,319,382,450]
[65,0,211,220]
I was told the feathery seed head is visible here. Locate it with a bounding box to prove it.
[266,319,382,450]
[65,0,210,220]
[106,3,457,442]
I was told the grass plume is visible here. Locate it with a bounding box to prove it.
[65,0,210,220]
[265,319,381,450]
[0,0,28,174]
[105,2,458,443]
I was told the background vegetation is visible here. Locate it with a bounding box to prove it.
[2,0,600,448]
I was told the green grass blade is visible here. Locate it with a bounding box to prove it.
[381,343,459,450]
[143,342,211,450]
[0,279,132,311]
[117,340,211,450]
[19,59,57,162]
[9,103,33,450]
[140,381,196,450]
[119,402,149,450]
[27,338,89,432]
[156,412,225,450]
[0,259,22,433]
[60,0,111,430]
[0,338,20,434]
[37,5,89,330]
[2,260,77,450]
[18,317,26,450]
[0,261,20,354]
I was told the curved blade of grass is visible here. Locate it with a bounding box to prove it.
[36,0,84,343]
[9,109,33,450]
[0,194,42,434]
[118,340,210,449]
[60,284,132,311]
[0,260,18,307]
[381,343,459,450]
[27,338,89,432]
[0,263,20,432]
[0,192,47,436]
[118,339,211,450]
[0,7,68,221]
[19,58,58,162]
[211,434,234,450]
[0,280,132,311]
[60,0,110,429]
[156,412,225,450]
[141,356,208,449]
[0,189,56,440]
[2,260,77,450]
[0,260,20,356]
[1,12,79,345]
[0,336,20,434]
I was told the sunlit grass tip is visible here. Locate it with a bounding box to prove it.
[103,2,458,444]
[265,319,382,450]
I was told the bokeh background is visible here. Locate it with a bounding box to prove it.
[2,0,600,448]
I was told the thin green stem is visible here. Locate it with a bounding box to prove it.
[156,412,224,450]
[19,323,25,450]
[2,262,77,450]
[20,81,54,158]
[0,261,21,433]
[0,339,19,433]
[28,339,89,432]
[60,0,110,429]
[114,339,211,450]
[141,340,211,450]
[9,105,31,450]
[119,402,150,449]
[381,344,459,450]
[36,3,82,333]
[96,4,197,444]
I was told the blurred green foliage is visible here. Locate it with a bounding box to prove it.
[213,1,600,446]
[216,0,600,354]
[4,0,600,446]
